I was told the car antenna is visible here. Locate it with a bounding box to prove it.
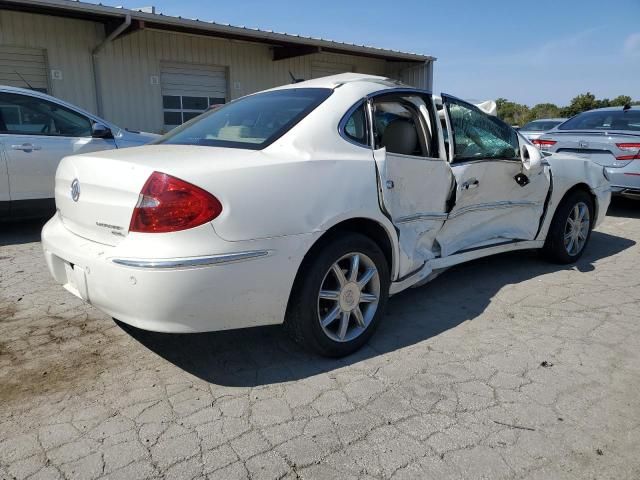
[14,70,34,90]
[623,103,631,111]
[289,71,304,84]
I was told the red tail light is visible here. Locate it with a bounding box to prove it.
[616,143,640,150]
[130,172,222,233]
[531,139,557,148]
[616,143,640,160]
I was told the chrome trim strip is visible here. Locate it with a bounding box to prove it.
[111,250,270,269]
[395,212,448,224]
[448,200,541,219]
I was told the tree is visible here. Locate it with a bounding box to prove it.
[496,98,530,126]
[560,92,599,117]
[496,94,638,123]
[611,95,632,107]
[529,103,561,120]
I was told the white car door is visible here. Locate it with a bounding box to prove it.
[0,91,116,205]
[369,92,454,277]
[435,95,550,256]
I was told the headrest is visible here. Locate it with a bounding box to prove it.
[382,119,417,155]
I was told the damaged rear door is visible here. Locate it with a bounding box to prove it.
[370,91,454,278]
[435,95,550,256]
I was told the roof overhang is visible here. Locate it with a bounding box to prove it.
[0,0,435,64]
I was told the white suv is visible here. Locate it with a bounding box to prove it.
[0,86,158,220]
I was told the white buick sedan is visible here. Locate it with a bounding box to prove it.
[42,74,611,357]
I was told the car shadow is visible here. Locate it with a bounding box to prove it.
[119,229,635,387]
[0,219,47,246]
[606,196,640,219]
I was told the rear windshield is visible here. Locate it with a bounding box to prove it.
[158,88,332,149]
[558,109,640,132]
[521,120,562,131]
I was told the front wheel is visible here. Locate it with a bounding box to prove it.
[543,189,594,264]
[285,233,390,357]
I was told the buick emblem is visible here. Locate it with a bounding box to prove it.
[578,140,589,149]
[70,179,81,202]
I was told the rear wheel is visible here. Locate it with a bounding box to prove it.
[543,189,594,264]
[285,233,390,357]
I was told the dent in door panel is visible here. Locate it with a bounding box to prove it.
[435,161,550,257]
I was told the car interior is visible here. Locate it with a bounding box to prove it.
[0,93,92,137]
[374,98,434,157]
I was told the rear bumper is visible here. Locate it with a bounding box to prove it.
[42,214,317,333]
[607,162,640,198]
[610,186,640,199]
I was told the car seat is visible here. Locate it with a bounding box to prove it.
[381,119,418,156]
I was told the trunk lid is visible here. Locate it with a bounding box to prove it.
[55,150,154,246]
[55,145,266,246]
[540,130,640,168]
[55,144,260,246]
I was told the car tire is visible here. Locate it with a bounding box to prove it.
[543,189,594,264]
[285,233,390,357]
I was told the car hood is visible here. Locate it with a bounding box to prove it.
[117,129,160,141]
[112,129,160,148]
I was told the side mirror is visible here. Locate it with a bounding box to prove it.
[92,122,113,139]
[521,142,544,173]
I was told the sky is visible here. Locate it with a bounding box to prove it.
[95,0,639,106]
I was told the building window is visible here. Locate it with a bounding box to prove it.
[163,95,225,128]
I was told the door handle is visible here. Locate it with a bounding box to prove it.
[11,143,42,152]
[461,179,479,190]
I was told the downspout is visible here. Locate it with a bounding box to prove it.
[92,14,131,117]
[426,60,434,92]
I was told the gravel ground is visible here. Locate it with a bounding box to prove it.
[1,198,639,480]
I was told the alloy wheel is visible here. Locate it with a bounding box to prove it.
[317,252,380,343]
[564,201,590,256]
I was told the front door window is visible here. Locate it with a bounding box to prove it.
[445,97,519,162]
[0,92,92,137]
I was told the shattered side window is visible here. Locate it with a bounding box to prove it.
[446,99,520,162]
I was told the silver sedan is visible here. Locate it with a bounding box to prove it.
[533,106,640,199]
[519,118,566,141]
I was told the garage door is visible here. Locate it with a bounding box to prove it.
[0,46,49,92]
[311,61,353,79]
[160,61,227,130]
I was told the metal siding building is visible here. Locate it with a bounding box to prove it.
[0,0,435,133]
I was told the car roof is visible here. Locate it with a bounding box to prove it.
[269,73,414,95]
[526,118,567,122]
[580,105,638,113]
[1,85,77,104]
